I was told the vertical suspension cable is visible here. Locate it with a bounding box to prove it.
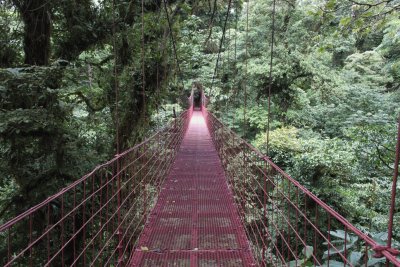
[141,0,149,224]
[162,0,185,92]
[155,3,163,132]
[227,24,230,74]
[243,0,250,137]
[387,115,400,249]
[263,1,277,265]
[111,0,123,263]
[156,63,161,131]
[232,0,239,129]
[266,0,276,157]
[221,21,226,83]
[224,6,232,113]
[209,0,233,95]
[141,0,146,123]
[240,0,250,249]
[234,1,238,68]
[112,0,120,155]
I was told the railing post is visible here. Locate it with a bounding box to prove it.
[173,107,177,132]
[231,133,235,189]
[141,144,147,219]
[387,116,400,249]
[241,143,246,219]
[117,156,123,265]
[262,160,267,267]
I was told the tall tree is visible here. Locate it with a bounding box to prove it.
[12,0,51,65]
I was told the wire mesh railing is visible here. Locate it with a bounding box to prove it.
[202,104,400,267]
[0,106,192,267]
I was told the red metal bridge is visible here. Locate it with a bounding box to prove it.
[0,92,399,267]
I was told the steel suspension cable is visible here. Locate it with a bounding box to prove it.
[162,0,185,91]
[387,116,400,249]
[111,0,123,262]
[239,3,250,259]
[204,0,218,45]
[112,0,120,155]
[223,7,233,113]
[232,0,239,128]
[141,0,147,124]
[227,22,230,76]
[155,4,163,131]
[262,1,277,264]
[223,0,239,128]
[243,0,250,137]
[153,3,178,123]
[266,0,277,157]
[209,0,233,95]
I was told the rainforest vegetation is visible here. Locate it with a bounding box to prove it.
[0,0,399,258]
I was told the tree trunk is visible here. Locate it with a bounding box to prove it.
[14,0,52,65]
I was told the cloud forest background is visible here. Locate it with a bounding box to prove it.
[0,0,399,252]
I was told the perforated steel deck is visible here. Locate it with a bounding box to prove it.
[130,111,256,266]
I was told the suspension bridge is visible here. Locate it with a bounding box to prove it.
[1,0,400,266]
[0,91,399,266]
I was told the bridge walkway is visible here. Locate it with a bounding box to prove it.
[130,111,256,266]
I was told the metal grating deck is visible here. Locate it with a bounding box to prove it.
[130,111,256,266]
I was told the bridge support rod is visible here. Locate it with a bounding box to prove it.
[387,115,400,249]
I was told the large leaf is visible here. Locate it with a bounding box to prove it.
[323,245,345,259]
[329,230,347,240]
[367,257,386,267]
[372,232,388,245]
[321,260,345,267]
[302,246,314,259]
[350,251,363,266]
[328,230,359,243]
[288,259,304,267]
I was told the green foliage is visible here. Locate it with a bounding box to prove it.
[0,4,22,66]
[344,51,392,86]
[254,126,301,164]
[0,0,399,262]
[378,18,400,90]
[320,230,397,267]
[0,66,111,218]
[288,245,314,267]
[0,0,191,222]
[210,0,400,240]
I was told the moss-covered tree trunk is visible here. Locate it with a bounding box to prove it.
[13,0,51,65]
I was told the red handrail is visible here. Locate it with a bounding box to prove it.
[0,104,193,266]
[202,100,400,267]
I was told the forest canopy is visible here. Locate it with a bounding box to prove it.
[0,0,399,252]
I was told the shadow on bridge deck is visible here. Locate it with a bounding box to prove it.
[130,111,256,266]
